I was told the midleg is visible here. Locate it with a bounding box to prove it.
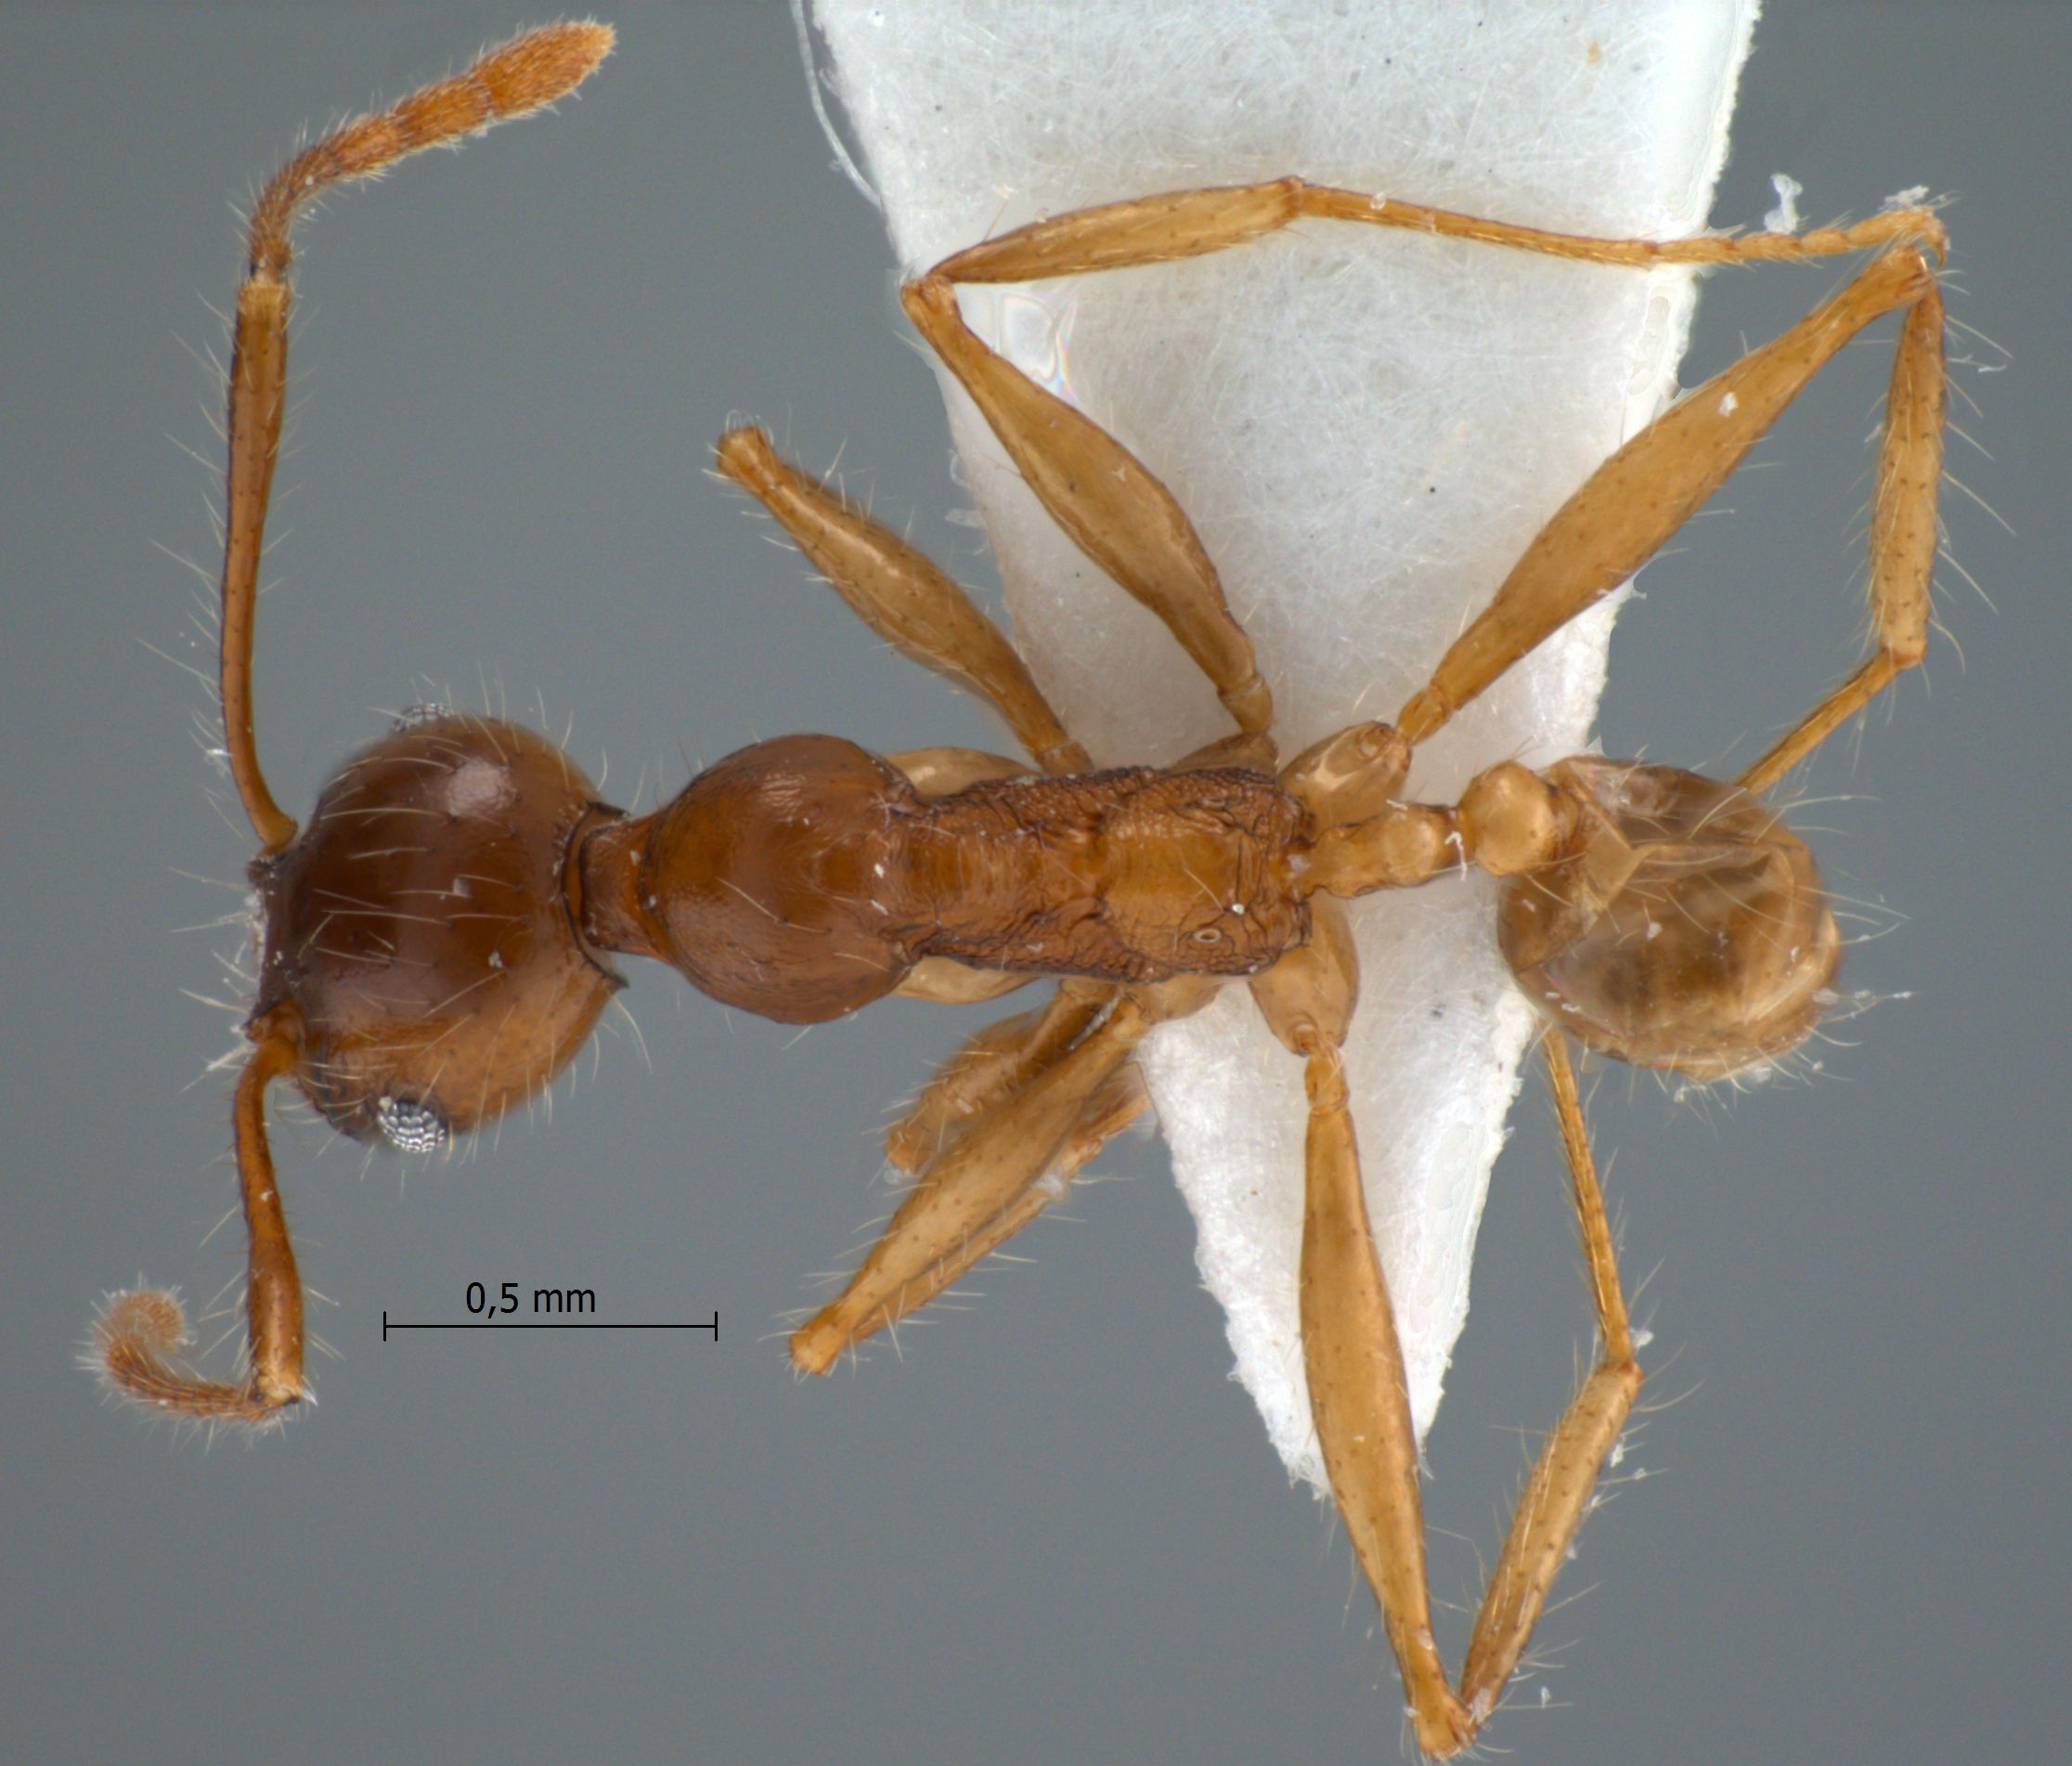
[1394,245,1943,746]
[912,175,1947,764]
[887,746,1029,796]
[714,442,1178,1184]
[885,979,1109,1175]
[893,958,1034,1007]
[897,284,1273,738]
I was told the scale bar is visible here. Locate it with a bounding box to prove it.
[382,1310,718,1340]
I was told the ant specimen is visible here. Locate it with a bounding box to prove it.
[94,21,1949,1758]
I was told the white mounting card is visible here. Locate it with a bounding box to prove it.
[806,0,1757,1487]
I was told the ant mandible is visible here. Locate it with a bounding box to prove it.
[94,22,1948,1758]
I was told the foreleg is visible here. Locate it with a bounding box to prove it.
[716,426,1090,773]
[799,1064,1149,1366]
[793,980,1206,1374]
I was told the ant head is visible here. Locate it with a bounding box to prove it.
[1497,759,1842,1082]
[250,713,622,1150]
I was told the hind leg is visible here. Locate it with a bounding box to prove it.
[1255,902,1642,1754]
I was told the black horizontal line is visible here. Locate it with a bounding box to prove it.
[384,1322,714,1331]
[382,1308,716,1339]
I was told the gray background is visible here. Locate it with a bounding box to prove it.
[4,5,2065,1763]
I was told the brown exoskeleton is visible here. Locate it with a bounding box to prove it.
[94,22,1949,1758]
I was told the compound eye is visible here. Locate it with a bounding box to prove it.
[375,1095,449,1154]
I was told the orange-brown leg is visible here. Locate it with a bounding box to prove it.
[892,957,1035,1008]
[903,176,1947,763]
[1254,898,1642,1754]
[928,179,1944,288]
[1396,247,1943,747]
[96,1029,306,1424]
[886,980,1112,1175]
[1255,743,1635,1752]
[899,279,1272,738]
[1249,798,1470,1751]
[800,1064,1150,1365]
[886,746,1029,796]
[715,425,1092,773]
[793,979,1211,1375]
[1299,1037,1473,1755]
[1738,279,1946,789]
[852,723,1299,1353]
[1456,1033,1641,1727]
[709,437,1196,1322]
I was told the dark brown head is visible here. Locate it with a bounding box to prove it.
[251,712,620,1149]
[1498,759,1841,1081]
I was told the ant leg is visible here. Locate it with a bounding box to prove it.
[801,1064,1151,1364]
[1300,1043,1474,1754]
[1292,185,1947,272]
[716,426,1091,773]
[1257,741,1470,1747]
[96,1029,307,1425]
[930,179,1945,288]
[1258,748,1633,1750]
[1395,244,1943,746]
[885,979,1108,1174]
[792,980,1211,1374]
[898,279,1273,739]
[1739,280,1946,790]
[887,746,1028,795]
[721,358,1283,1159]
[1250,898,1471,1753]
[1255,910,1641,1752]
[215,23,615,854]
[706,435,1161,1334]
[1456,1032,1640,1727]
[893,959,1034,1007]
[917,178,1947,757]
